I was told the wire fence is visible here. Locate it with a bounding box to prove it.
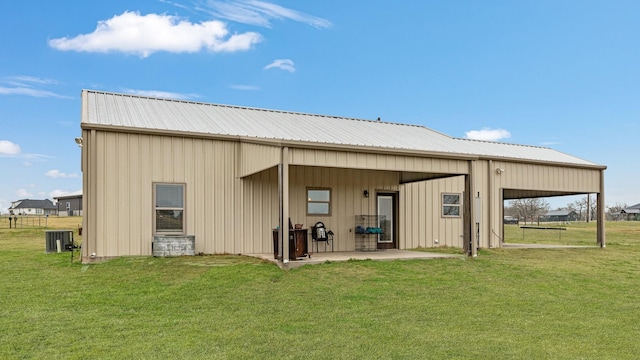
[0,215,52,229]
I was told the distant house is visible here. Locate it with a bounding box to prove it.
[54,191,83,216]
[541,210,579,222]
[503,216,519,224]
[620,203,640,221]
[8,199,57,216]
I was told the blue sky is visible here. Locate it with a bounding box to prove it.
[1,0,638,213]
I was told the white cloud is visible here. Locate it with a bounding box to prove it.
[199,0,332,28]
[0,86,67,98]
[464,128,511,142]
[6,76,59,86]
[122,88,199,100]
[0,140,21,155]
[0,76,70,99]
[16,189,33,198]
[22,153,53,161]
[45,170,79,179]
[48,11,262,57]
[230,84,260,90]
[264,59,295,72]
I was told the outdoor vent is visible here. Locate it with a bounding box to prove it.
[45,230,73,253]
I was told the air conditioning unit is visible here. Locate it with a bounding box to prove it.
[45,230,74,253]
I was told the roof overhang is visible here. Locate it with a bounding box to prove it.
[503,189,589,200]
[81,123,478,161]
[81,123,607,170]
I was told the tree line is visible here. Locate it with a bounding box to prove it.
[505,196,629,222]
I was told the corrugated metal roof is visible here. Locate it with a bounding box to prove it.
[53,190,83,199]
[82,90,602,167]
[9,199,56,210]
[544,210,576,216]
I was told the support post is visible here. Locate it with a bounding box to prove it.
[463,162,476,257]
[597,170,606,247]
[278,147,290,262]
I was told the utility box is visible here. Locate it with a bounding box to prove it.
[152,235,195,257]
[45,230,74,253]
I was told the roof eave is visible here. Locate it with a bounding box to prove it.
[81,123,479,161]
[81,123,607,169]
[475,154,607,170]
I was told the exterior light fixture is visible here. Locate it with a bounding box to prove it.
[363,190,369,198]
[496,168,505,174]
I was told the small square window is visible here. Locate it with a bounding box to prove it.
[307,188,331,215]
[442,193,461,217]
[154,183,185,234]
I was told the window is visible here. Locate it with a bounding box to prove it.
[442,193,461,217]
[307,188,331,215]
[154,183,185,234]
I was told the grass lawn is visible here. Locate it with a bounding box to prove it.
[1,217,640,359]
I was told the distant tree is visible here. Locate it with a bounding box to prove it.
[588,195,598,221]
[573,197,587,221]
[508,198,550,224]
[572,195,599,221]
[606,202,627,221]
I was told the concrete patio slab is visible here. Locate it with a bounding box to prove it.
[246,249,465,269]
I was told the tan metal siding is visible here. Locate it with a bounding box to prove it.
[84,131,241,258]
[239,143,281,178]
[473,161,502,249]
[242,167,279,254]
[495,162,601,193]
[289,148,469,174]
[400,176,465,249]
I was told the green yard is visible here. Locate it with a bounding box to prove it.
[1,217,640,359]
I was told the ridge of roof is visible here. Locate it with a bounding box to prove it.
[82,89,432,131]
[454,137,551,150]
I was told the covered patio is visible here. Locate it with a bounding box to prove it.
[247,249,464,269]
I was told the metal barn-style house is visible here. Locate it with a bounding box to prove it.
[78,90,606,263]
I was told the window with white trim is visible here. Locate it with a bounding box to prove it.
[307,188,331,215]
[154,183,185,234]
[442,193,461,217]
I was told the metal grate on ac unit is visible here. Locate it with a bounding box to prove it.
[45,230,74,253]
